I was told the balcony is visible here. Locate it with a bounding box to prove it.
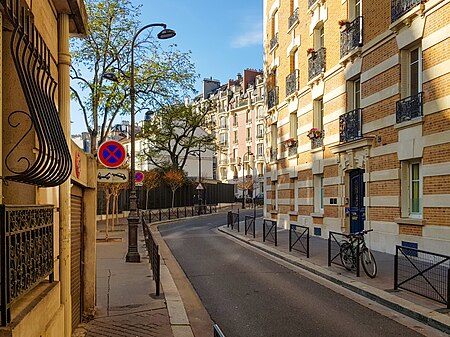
[270,32,278,50]
[391,0,422,22]
[310,131,325,150]
[340,16,363,59]
[267,86,279,110]
[308,0,318,8]
[308,48,326,81]
[0,205,54,325]
[288,145,298,156]
[288,8,299,30]
[270,148,278,162]
[340,108,363,143]
[396,92,423,124]
[286,70,299,97]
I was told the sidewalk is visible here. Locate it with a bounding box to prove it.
[73,218,197,337]
[218,217,450,335]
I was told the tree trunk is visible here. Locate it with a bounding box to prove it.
[171,190,175,209]
[146,189,149,210]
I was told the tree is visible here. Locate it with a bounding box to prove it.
[139,103,216,171]
[70,0,197,154]
[163,169,185,208]
[142,169,161,209]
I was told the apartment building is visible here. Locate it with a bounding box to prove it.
[196,69,266,198]
[263,0,450,253]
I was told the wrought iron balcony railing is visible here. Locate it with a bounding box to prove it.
[308,48,326,81]
[340,108,363,143]
[286,70,299,97]
[257,133,264,139]
[288,8,299,30]
[311,132,324,149]
[396,92,423,124]
[340,16,363,58]
[308,0,318,8]
[288,145,298,156]
[270,32,278,50]
[0,205,54,326]
[391,0,421,22]
[270,148,278,162]
[267,86,279,110]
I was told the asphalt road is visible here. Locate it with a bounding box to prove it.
[159,210,432,337]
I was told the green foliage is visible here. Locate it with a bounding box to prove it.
[70,0,198,153]
[139,102,216,171]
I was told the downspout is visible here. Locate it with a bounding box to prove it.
[57,13,72,336]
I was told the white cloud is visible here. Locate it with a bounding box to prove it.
[230,23,263,48]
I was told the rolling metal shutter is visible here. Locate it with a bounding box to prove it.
[70,188,83,329]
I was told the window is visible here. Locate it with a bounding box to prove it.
[220,116,226,128]
[233,149,238,161]
[220,133,227,145]
[290,113,298,139]
[290,49,299,73]
[348,78,361,110]
[314,175,324,213]
[313,99,324,130]
[257,106,264,119]
[257,143,264,157]
[409,47,421,96]
[233,130,238,143]
[247,110,252,123]
[271,123,277,149]
[272,11,279,37]
[247,128,251,140]
[290,0,299,13]
[348,0,361,19]
[401,161,422,218]
[314,25,324,50]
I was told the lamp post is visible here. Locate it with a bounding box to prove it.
[240,151,253,209]
[126,23,176,263]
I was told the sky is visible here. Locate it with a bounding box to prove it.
[70,0,263,135]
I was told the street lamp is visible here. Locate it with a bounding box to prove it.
[127,23,176,262]
[239,151,253,209]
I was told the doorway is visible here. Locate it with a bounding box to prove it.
[349,169,365,233]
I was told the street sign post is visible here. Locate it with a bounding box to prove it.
[98,141,126,168]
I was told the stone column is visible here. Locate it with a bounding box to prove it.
[57,13,72,336]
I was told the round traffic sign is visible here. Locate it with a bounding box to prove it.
[135,171,144,183]
[98,141,126,168]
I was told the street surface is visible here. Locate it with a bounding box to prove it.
[159,210,442,337]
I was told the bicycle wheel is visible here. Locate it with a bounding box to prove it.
[361,248,377,278]
[340,241,354,271]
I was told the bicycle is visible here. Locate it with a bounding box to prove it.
[340,229,377,278]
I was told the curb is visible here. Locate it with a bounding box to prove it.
[218,225,450,335]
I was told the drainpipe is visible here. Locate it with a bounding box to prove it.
[58,13,72,336]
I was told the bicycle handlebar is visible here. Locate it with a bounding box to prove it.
[349,229,373,237]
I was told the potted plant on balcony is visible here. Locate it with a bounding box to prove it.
[283,137,297,147]
[307,128,322,139]
[307,48,316,58]
[338,19,350,29]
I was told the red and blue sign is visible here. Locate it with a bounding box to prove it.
[135,171,144,183]
[98,141,126,168]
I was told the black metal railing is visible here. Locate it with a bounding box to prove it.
[308,48,326,81]
[270,148,278,162]
[288,8,299,29]
[286,70,299,97]
[395,245,449,308]
[340,108,363,143]
[227,210,240,232]
[328,231,361,277]
[396,92,423,124]
[311,132,324,149]
[2,0,72,187]
[267,86,279,110]
[0,205,54,325]
[340,16,363,58]
[288,145,298,156]
[245,214,256,238]
[263,219,277,246]
[308,0,318,8]
[391,0,422,22]
[214,324,226,337]
[270,32,278,50]
[289,224,310,258]
[142,217,160,296]
[142,205,217,223]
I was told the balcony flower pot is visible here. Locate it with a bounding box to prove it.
[307,128,322,139]
[283,138,297,147]
[338,19,350,28]
[307,48,316,58]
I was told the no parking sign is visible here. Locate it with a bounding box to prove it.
[135,171,144,186]
[98,141,126,168]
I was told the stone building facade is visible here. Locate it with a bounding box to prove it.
[0,1,96,336]
[263,0,450,253]
[196,69,266,199]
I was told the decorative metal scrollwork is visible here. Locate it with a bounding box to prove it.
[1,0,72,187]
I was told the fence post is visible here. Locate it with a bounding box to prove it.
[289,225,292,251]
[252,217,255,239]
[394,246,398,290]
[177,207,179,218]
[274,220,277,246]
[306,227,310,258]
[327,233,331,266]
[356,236,360,277]
[159,209,162,221]
[263,219,266,242]
[443,268,450,308]
[185,206,187,218]
[156,245,160,296]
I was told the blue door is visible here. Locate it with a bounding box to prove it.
[349,169,365,233]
